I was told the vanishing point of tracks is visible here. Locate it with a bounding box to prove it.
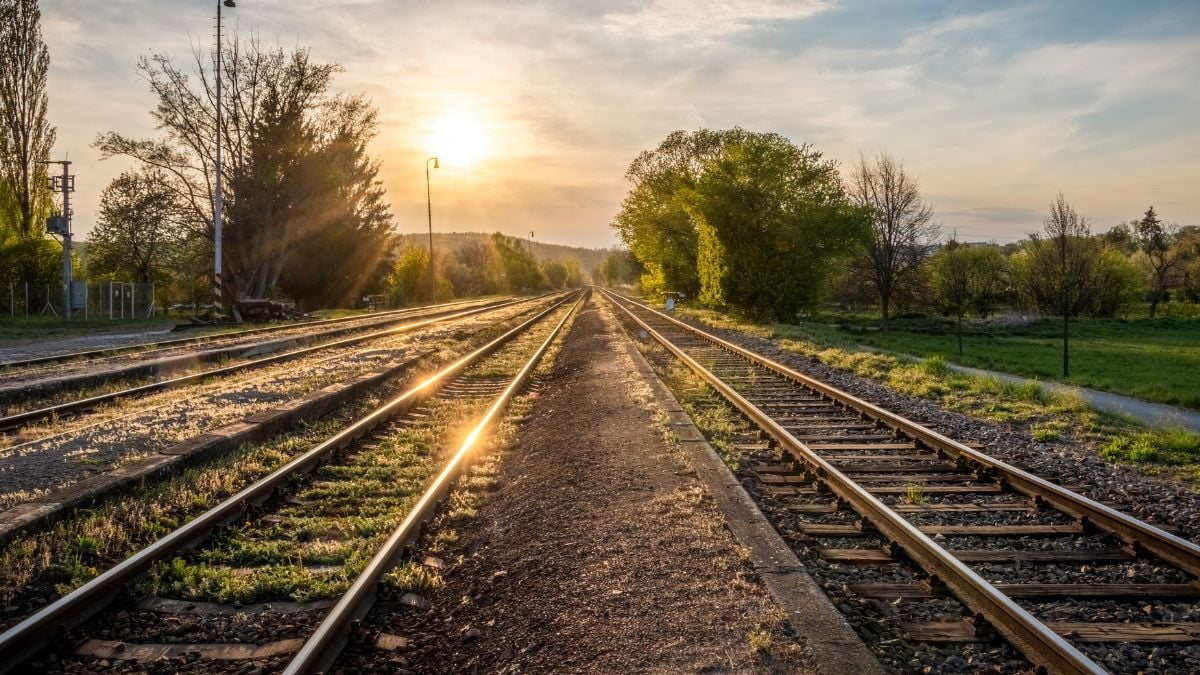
[603,289,1200,675]
[0,291,583,673]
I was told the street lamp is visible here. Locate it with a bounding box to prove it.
[213,0,236,312]
[425,156,439,301]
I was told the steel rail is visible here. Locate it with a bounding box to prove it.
[0,296,504,371]
[0,295,555,433]
[601,288,1104,675]
[604,290,1200,578]
[0,291,580,672]
[285,289,587,674]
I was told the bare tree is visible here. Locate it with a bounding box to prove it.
[847,153,938,330]
[1023,193,1098,377]
[1134,206,1184,317]
[0,0,56,236]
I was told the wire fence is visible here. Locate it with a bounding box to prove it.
[0,281,157,320]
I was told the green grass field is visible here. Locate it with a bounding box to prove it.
[786,316,1200,410]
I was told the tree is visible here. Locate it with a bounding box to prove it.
[541,259,569,289]
[0,0,55,238]
[492,232,544,291]
[1022,193,1098,378]
[930,242,974,355]
[87,170,188,284]
[1102,223,1138,255]
[846,153,939,330]
[562,258,583,288]
[444,241,502,297]
[1092,248,1144,318]
[96,37,392,307]
[929,242,1012,355]
[388,244,433,305]
[1133,206,1184,317]
[597,248,642,286]
[965,245,1010,318]
[681,134,869,320]
[613,129,753,296]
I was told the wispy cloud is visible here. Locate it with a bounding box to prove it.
[604,0,831,38]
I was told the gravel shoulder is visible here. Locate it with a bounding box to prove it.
[365,297,810,673]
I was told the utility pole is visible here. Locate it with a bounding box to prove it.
[213,0,236,311]
[425,157,439,301]
[43,160,75,321]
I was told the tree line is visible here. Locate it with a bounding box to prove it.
[612,128,1200,376]
[387,232,583,305]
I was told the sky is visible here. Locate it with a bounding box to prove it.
[40,0,1200,248]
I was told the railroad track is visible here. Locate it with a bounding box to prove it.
[602,289,1200,675]
[0,290,583,673]
[0,295,552,433]
[0,296,503,374]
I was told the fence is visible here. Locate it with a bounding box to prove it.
[0,282,157,320]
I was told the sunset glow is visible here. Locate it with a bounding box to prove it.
[426,112,490,168]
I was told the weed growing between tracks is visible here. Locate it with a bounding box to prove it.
[0,308,540,621]
[679,308,1200,485]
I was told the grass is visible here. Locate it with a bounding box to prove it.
[677,307,1200,486]
[904,483,926,504]
[790,314,1200,410]
[0,315,178,340]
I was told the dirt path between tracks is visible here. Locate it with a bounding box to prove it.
[370,296,810,673]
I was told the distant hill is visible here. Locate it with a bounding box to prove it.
[395,232,610,272]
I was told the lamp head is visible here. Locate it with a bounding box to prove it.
[433,158,440,169]
[224,0,236,7]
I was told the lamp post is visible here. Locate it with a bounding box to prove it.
[213,0,236,311]
[425,156,439,301]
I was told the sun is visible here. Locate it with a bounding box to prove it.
[427,112,490,167]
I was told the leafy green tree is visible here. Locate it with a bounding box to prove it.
[388,244,433,305]
[613,129,753,296]
[444,241,502,297]
[1133,206,1184,317]
[1092,248,1144,318]
[681,134,869,320]
[930,242,973,355]
[87,170,188,285]
[491,232,544,291]
[0,231,57,282]
[0,0,55,238]
[929,243,1011,354]
[597,249,642,286]
[541,259,569,289]
[562,258,583,288]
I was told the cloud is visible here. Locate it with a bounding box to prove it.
[604,0,831,38]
